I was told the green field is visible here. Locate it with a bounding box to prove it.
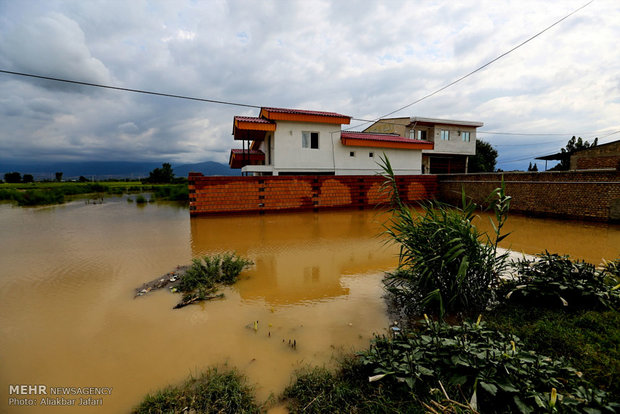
[0,181,188,206]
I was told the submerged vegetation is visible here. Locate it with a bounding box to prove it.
[135,253,253,309]
[173,253,253,308]
[0,181,188,206]
[132,367,261,414]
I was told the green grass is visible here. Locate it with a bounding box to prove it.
[283,358,421,414]
[486,306,620,397]
[133,367,261,414]
[0,182,188,206]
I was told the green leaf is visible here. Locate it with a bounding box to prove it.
[513,396,533,414]
[479,381,498,396]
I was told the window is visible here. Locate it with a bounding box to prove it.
[349,151,355,157]
[410,130,428,140]
[302,131,319,149]
[369,152,374,158]
[441,130,450,141]
[461,131,471,142]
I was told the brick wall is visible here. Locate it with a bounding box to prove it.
[570,140,620,170]
[437,171,620,222]
[189,173,438,216]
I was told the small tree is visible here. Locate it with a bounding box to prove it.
[469,139,498,172]
[527,162,538,172]
[145,163,174,183]
[4,172,21,183]
[55,172,63,182]
[78,176,89,182]
[22,174,34,183]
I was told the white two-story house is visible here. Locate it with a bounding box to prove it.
[229,107,433,176]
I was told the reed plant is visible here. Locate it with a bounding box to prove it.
[379,155,511,318]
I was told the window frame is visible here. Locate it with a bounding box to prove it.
[302,131,320,149]
[440,130,450,141]
[461,131,471,142]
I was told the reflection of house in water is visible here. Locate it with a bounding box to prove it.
[189,210,398,305]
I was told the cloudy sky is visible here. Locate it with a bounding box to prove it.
[0,0,618,171]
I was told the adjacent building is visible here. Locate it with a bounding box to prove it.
[363,117,483,174]
[570,140,620,171]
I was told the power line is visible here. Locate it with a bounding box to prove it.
[0,69,262,109]
[4,68,616,142]
[345,0,594,131]
[478,131,602,136]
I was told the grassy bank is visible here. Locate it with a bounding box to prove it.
[132,367,261,414]
[0,181,188,206]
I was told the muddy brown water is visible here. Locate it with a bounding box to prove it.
[1,198,618,412]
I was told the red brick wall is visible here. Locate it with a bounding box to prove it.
[437,171,620,222]
[188,173,438,215]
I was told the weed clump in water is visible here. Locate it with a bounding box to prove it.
[174,253,253,308]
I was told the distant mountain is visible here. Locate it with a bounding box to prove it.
[0,160,234,180]
[174,161,235,177]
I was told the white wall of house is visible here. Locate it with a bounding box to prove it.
[333,141,422,175]
[245,120,423,175]
[271,121,339,173]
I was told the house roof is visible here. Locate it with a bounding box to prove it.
[230,149,265,154]
[233,116,276,141]
[234,116,275,125]
[260,107,351,125]
[340,131,434,150]
[409,117,484,128]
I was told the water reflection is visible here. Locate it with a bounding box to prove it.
[190,211,397,306]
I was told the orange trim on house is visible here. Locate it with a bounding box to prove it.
[341,137,434,150]
[234,119,276,132]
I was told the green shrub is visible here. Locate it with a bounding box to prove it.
[501,252,620,310]
[133,367,261,413]
[17,189,65,206]
[360,317,619,413]
[135,195,147,204]
[152,184,189,201]
[175,253,252,307]
[379,155,511,317]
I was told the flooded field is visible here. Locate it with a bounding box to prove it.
[1,198,618,412]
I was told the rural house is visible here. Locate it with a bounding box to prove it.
[229,107,433,176]
[364,117,483,174]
